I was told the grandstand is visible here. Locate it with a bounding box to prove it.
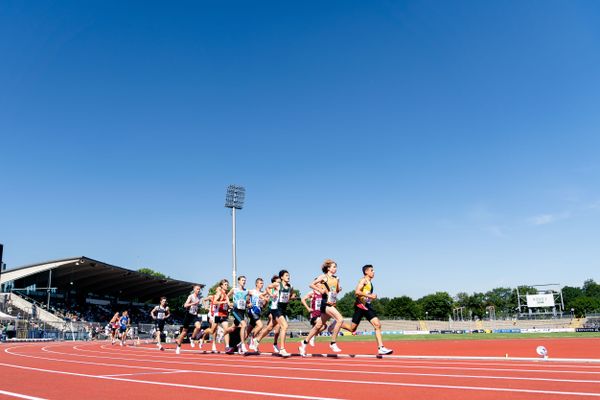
[0,256,202,340]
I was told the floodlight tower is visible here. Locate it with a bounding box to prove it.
[225,185,245,286]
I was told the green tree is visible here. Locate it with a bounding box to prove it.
[374,297,390,318]
[485,287,514,316]
[418,292,453,320]
[562,286,584,306]
[385,296,420,319]
[567,297,600,318]
[285,289,306,318]
[137,268,168,279]
[583,279,600,299]
[336,292,356,318]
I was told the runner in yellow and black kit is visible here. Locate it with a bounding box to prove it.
[350,264,393,355]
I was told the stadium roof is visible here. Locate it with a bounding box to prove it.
[0,257,202,302]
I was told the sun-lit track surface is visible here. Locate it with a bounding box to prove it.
[2,340,600,399]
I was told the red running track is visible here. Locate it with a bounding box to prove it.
[1,338,600,400]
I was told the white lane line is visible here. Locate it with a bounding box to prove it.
[0,389,47,400]
[4,346,600,397]
[69,343,600,376]
[2,359,600,398]
[88,342,600,372]
[28,345,600,384]
[0,361,342,400]
[102,370,189,377]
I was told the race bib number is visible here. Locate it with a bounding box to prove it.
[280,291,290,303]
[328,291,337,303]
[189,305,198,315]
[236,299,246,309]
[314,298,322,310]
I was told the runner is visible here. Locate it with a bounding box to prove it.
[199,294,217,351]
[252,270,295,357]
[299,259,350,355]
[175,285,202,355]
[250,275,280,353]
[300,279,326,346]
[349,264,393,355]
[247,278,269,345]
[109,311,120,345]
[150,297,170,351]
[226,276,250,353]
[118,310,130,347]
[212,279,233,352]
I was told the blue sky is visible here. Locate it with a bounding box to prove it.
[1,1,599,299]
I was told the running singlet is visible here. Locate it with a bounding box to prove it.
[215,290,229,317]
[153,305,168,320]
[207,297,217,320]
[249,290,263,310]
[187,293,200,315]
[356,279,373,310]
[324,275,339,305]
[310,290,323,318]
[119,315,129,329]
[269,286,279,310]
[233,288,249,310]
[278,283,292,311]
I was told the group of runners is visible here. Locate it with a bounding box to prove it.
[108,310,131,346]
[125,259,393,356]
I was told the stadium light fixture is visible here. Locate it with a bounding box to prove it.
[225,185,246,285]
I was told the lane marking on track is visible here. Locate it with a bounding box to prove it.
[23,344,600,383]
[0,389,47,400]
[2,359,600,398]
[70,343,600,375]
[102,370,190,377]
[96,342,600,370]
[4,346,600,397]
[0,361,343,400]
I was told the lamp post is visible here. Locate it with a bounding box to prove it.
[425,311,429,320]
[225,185,245,286]
[571,308,575,319]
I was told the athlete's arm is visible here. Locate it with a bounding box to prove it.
[310,275,327,294]
[150,306,157,319]
[354,278,366,298]
[214,289,229,304]
[183,294,195,309]
[164,307,171,319]
[301,292,313,312]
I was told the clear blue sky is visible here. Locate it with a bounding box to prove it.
[1,1,599,299]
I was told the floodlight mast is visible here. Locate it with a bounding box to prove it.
[225,185,245,286]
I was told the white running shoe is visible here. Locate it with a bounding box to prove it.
[329,342,342,353]
[378,346,393,355]
[273,344,280,354]
[298,341,307,357]
[190,340,195,348]
[156,342,161,349]
[249,339,258,352]
[211,343,217,352]
[175,345,181,355]
[309,336,315,347]
[279,348,291,358]
[120,342,124,347]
